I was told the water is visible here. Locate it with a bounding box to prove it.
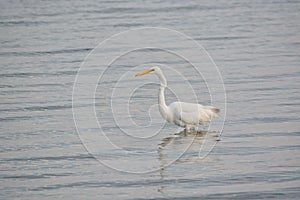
[1,0,300,199]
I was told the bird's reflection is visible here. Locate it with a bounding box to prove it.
[159,130,209,148]
[158,130,211,170]
[157,129,220,196]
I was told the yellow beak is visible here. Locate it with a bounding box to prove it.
[135,69,154,77]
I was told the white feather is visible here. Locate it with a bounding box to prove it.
[136,66,220,131]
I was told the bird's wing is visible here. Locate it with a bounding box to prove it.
[170,102,217,125]
[179,110,201,125]
[169,102,201,125]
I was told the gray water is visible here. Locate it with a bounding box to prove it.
[1,0,300,199]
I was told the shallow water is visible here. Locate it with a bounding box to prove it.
[1,0,300,199]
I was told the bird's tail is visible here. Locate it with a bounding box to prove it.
[207,106,220,118]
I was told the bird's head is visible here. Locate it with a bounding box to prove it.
[135,66,161,77]
[135,66,167,87]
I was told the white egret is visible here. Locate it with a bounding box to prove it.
[135,66,220,131]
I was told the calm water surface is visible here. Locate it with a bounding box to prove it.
[1,0,300,199]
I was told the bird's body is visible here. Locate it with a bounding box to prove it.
[166,102,219,129]
[136,66,219,131]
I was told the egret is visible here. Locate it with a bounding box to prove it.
[135,66,220,131]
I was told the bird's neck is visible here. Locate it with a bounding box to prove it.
[158,85,167,107]
[155,69,170,121]
[158,84,169,120]
[158,72,167,88]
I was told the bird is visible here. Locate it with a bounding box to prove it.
[135,66,220,131]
